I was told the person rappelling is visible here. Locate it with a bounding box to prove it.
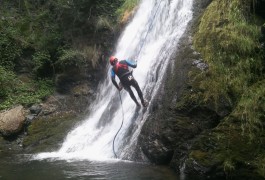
[109,56,148,107]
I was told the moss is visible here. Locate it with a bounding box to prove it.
[255,155,265,177]
[116,0,140,22]
[190,150,207,159]
[23,112,82,153]
[188,116,265,178]
[191,0,264,109]
[186,0,265,176]
[232,80,265,139]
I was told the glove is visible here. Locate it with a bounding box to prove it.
[118,82,123,91]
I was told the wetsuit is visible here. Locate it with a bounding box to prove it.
[111,60,145,106]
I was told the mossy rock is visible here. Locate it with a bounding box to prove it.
[23,112,82,153]
[184,0,265,178]
[185,118,265,179]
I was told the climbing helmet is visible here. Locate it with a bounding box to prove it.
[109,56,118,65]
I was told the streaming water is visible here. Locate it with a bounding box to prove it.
[34,0,194,162]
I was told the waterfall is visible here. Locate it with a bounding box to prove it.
[34,0,193,161]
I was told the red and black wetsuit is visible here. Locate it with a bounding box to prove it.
[111,60,145,106]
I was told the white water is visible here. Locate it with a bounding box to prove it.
[34,0,193,161]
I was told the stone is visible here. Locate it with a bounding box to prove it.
[25,115,36,125]
[0,105,25,136]
[192,59,208,71]
[29,104,42,115]
[72,84,90,96]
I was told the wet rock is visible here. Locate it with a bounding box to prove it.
[183,119,265,179]
[146,140,172,164]
[137,0,221,170]
[29,104,42,115]
[72,83,91,96]
[25,115,36,125]
[41,103,57,116]
[23,112,81,153]
[140,128,174,164]
[192,59,208,71]
[0,105,25,136]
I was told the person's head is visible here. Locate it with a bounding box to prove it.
[109,56,118,66]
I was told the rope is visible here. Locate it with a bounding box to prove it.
[136,0,162,60]
[112,91,125,158]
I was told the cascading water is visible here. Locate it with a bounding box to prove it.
[34,0,193,161]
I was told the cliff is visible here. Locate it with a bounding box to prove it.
[138,0,265,179]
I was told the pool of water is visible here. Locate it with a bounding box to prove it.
[0,154,179,180]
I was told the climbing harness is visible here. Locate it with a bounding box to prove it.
[112,91,125,158]
[112,0,162,158]
[136,0,163,60]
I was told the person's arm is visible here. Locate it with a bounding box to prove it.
[111,69,120,90]
[125,59,137,68]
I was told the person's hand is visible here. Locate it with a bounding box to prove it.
[118,82,123,91]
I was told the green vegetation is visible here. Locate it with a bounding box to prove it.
[116,0,140,21]
[0,67,17,98]
[56,46,101,71]
[233,80,265,139]
[0,78,53,110]
[192,0,264,137]
[187,0,265,177]
[0,0,138,110]
[193,0,263,102]
[187,119,265,178]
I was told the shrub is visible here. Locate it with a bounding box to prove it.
[0,79,54,110]
[0,66,17,98]
[57,46,100,71]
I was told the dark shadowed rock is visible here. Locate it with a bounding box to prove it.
[137,0,221,169]
[29,104,42,115]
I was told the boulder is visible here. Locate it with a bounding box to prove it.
[0,105,25,136]
[29,104,42,115]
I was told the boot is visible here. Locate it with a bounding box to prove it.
[135,101,141,107]
[141,99,148,107]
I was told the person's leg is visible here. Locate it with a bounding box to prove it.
[131,79,147,106]
[124,85,140,106]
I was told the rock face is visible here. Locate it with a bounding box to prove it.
[137,0,216,164]
[0,105,25,136]
[138,36,220,165]
[138,0,265,179]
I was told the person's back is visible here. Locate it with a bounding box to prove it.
[109,56,148,107]
[113,60,131,79]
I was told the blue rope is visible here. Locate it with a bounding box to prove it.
[112,91,124,158]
